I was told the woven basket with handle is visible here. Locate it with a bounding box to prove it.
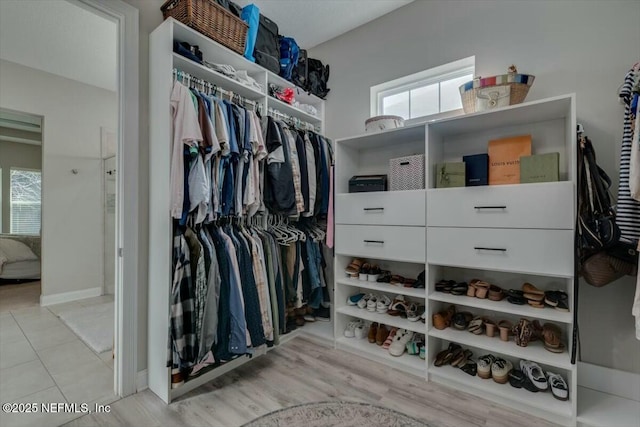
[161,0,248,55]
[459,65,535,113]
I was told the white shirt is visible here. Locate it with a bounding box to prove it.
[170,82,202,219]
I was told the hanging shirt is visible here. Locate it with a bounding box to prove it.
[170,81,202,219]
[303,132,317,218]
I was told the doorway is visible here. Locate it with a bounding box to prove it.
[0,1,139,424]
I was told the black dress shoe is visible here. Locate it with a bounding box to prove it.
[460,360,477,376]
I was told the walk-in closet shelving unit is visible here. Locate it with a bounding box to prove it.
[333,124,428,376]
[424,94,577,426]
[148,17,326,403]
[333,94,577,424]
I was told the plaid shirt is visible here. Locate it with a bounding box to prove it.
[168,232,198,369]
[245,230,274,341]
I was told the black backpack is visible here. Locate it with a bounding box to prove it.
[253,14,280,74]
[292,49,308,90]
[307,58,330,99]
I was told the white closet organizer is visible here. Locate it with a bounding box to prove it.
[334,94,577,425]
[148,17,327,403]
[334,125,428,376]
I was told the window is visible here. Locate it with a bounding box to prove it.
[10,169,41,235]
[371,56,475,121]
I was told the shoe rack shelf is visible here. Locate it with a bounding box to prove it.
[429,363,572,418]
[429,327,572,370]
[428,292,573,324]
[337,306,426,335]
[337,277,426,299]
[335,94,578,425]
[335,337,426,375]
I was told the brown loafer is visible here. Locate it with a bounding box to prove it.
[368,322,378,343]
[375,324,389,346]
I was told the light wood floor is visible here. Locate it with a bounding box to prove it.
[65,335,557,427]
[0,281,40,312]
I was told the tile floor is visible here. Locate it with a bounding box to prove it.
[0,282,118,427]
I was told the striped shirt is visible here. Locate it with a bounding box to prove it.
[618,70,640,242]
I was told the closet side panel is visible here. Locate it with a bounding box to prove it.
[148,21,173,403]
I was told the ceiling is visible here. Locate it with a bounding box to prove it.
[234,0,414,49]
[0,0,117,92]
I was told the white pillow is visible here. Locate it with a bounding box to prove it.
[0,238,38,263]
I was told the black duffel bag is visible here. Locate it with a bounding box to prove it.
[254,14,280,74]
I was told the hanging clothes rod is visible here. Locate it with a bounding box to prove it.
[172,68,261,110]
[267,107,318,132]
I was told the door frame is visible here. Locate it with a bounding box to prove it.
[72,0,139,398]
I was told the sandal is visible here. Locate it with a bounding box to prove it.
[498,320,513,342]
[545,290,568,307]
[488,285,505,301]
[474,281,491,299]
[403,278,417,288]
[522,282,544,296]
[483,317,497,337]
[382,327,398,349]
[513,318,533,347]
[434,342,461,367]
[542,323,565,353]
[507,295,527,305]
[460,360,477,376]
[345,259,363,277]
[436,279,455,293]
[467,279,479,297]
[390,275,405,286]
[451,282,469,296]
[468,316,484,335]
[452,311,473,330]
[376,270,392,283]
[452,349,473,367]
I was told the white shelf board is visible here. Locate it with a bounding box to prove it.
[427,93,573,137]
[267,72,324,106]
[337,123,426,150]
[268,97,322,124]
[171,344,268,400]
[429,327,573,370]
[300,320,334,342]
[427,260,574,279]
[429,363,573,419]
[337,277,426,299]
[428,292,572,324]
[171,18,263,74]
[577,387,640,427]
[336,306,426,334]
[172,54,265,100]
[336,336,426,376]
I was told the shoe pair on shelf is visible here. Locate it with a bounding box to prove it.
[433,343,476,376]
[511,360,569,401]
[344,258,380,282]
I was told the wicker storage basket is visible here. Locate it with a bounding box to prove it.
[161,0,248,55]
[459,66,535,114]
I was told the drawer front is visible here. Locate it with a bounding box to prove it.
[335,225,425,263]
[427,227,574,277]
[427,182,574,229]
[336,190,426,226]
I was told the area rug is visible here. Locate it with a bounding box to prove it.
[58,301,113,353]
[242,401,429,427]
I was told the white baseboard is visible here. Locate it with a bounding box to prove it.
[137,369,148,392]
[578,362,640,401]
[40,286,102,306]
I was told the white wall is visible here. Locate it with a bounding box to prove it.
[0,59,117,299]
[310,0,640,373]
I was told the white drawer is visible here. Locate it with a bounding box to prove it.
[336,190,425,226]
[427,182,574,229]
[335,225,425,263]
[427,227,574,277]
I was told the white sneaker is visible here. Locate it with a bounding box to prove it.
[376,295,392,313]
[389,329,414,357]
[357,293,373,309]
[520,360,548,391]
[366,295,379,312]
[547,372,569,401]
[344,319,363,338]
[354,322,366,339]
